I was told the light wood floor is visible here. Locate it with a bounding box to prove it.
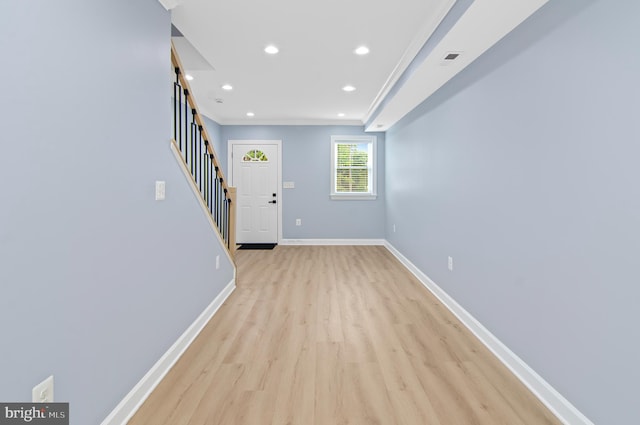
[129,245,561,425]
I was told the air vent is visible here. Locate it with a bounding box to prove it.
[444,53,460,60]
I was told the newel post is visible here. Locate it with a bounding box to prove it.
[228,186,237,259]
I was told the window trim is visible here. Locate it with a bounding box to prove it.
[330,135,377,200]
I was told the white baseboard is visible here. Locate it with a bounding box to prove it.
[280,238,386,246]
[383,241,593,425]
[100,279,236,425]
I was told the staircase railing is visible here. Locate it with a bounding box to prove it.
[171,41,236,258]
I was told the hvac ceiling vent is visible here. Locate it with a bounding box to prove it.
[440,51,463,66]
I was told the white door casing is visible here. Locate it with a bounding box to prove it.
[229,141,281,244]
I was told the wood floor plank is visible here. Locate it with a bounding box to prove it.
[271,325,316,425]
[342,361,400,425]
[128,246,562,425]
[315,342,347,425]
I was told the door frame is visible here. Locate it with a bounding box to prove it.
[228,139,283,244]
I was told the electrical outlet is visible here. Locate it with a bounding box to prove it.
[296,219,302,226]
[215,255,220,270]
[448,256,453,271]
[32,376,54,403]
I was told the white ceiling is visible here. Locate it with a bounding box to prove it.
[166,0,548,130]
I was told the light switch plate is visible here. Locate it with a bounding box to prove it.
[155,181,166,200]
[283,181,295,189]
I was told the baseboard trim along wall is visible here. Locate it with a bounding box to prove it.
[100,279,236,425]
[280,238,386,246]
[383,241,594,425]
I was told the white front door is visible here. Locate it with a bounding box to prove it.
[231,143,279,244]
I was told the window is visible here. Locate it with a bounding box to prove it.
[331,135,377,200]
[242,149,269,162]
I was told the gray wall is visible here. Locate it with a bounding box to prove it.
[202,114,224,165]
[0,1,234,424]
[222,126,386,239]
[385,0,639,423]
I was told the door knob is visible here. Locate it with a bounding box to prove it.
[272,193,277,197]
[268,200,277,204]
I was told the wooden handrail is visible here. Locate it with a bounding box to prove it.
[171,41,236,257]
[170,42,229,195]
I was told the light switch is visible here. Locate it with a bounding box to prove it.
[283,181,295,189]
[155,181,166,201]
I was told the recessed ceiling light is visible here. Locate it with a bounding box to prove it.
[185,74,194,81]
[221,84,233,91]
[338,113,345,117]
[355,46,370,55]
[264,45,279,54]
[342,85,356,92]
[246,112,255,117]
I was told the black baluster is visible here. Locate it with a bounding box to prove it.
[222,189,228,243]
[193,121,197,186]
[183,89,189,163]
[174,67,180,148]
[220,193,226,239]
[214,167,219,225]
[217,179,220,229]
[190,110,196,177]
[226,198,231,249]
[191,132,195,176]
[173,84,178,144]
[198,125,204,194]
[173,68,179,146]
[198,125,201,190]
[219,177,224,233]
[178,88,183,152]
[210,155,214,215]
[203,141,209,206]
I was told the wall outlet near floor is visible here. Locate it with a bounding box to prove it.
[216,255,220,270]
[32,375,54,403]
[448,256,453,271]
[295,219,302,226]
